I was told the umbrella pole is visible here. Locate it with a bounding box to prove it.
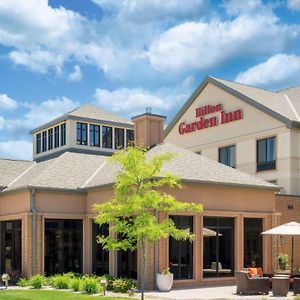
[291,236,294,274]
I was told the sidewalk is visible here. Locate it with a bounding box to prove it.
[145,285,297,299]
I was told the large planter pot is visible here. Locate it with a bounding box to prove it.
[156,273,173,292]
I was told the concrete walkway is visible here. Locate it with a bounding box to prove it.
[145,285,297,299]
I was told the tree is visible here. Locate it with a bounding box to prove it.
[93,146,203,300]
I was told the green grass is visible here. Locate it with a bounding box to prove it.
[0,290,130,300]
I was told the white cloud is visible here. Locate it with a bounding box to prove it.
[0,93,18,110]
[148,14,300,73]
[5,97,79,134]
[68,65,82,82]
[222,0,264,16]
[0,116,5,129]
[0,140,32,160]
[235,54,300,87]
[287,0,300,11]
[93,0,210,23]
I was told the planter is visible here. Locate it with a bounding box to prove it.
[156,273,173,292]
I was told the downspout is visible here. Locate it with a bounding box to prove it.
[154,210,159,289]
[30,188,37,276]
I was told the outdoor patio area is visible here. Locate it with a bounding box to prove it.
[146,285,297,299]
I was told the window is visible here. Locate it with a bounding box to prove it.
[92,223,109,275]
[42,131,47,152]
[169,216,193,280]
[54,126,60,148]
[0,220,22,274]
[76,122,87,145]
[36,133,41,154]
[244,218,263,268]
[219,145,235,168]
[44,219,83,275]
[102,126,112,148]
[89,124,100,147]
[126,130,134,147]
[115,128,124,149]
[61,123,66,146]
[257,137,276,171]
[48,128,53,150]
[203,217,234,278]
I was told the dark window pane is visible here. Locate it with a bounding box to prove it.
[48,128,53,150]
[89,124,100,147]
[115,128,124,149]
[61,123,66,146]
[102,126,112,149]
[244,218,263,268]
[92,223,109,275]
[219,145,235,168]
[257,137,276,171]
[44,219,83,275]
[36,133,41,154]
[54,126,60,148]
[126,130,134,147]
[76,123,87,146]
[203,217,234,278]
[169,216,193,280]
[42,131,47,152]
[0,220,22,274]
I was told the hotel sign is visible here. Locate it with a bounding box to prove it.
[178,104,243,135]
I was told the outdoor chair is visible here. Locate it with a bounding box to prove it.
[235,271,270,295]
[294,277,300,295]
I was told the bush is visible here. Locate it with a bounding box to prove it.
[17,278,29,287]
[7,270,22,286]
[101,274,116,291]
[52,274,70,289]
[30,274,45,289]
[80,276,101,294]
[70,278,81,291]
[111,278,135,293]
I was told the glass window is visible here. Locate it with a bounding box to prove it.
[102,126,112,149]
[126,130,134,147]
[219,145,235,168]
[54,126,60,148]
[48,128,53,150]
[257,137,276,171]
[92,223,109,275]
[42,131,47,152]
[61,123,66,146]
[203,217,234,278]
[90,124,100,147]
[0,220,22,274]
[45,219,83,275]
[115,128,125,149]
[76,122,87,146]
[244,218,263,268]
[169,216,193,280]
[36,133,41,154]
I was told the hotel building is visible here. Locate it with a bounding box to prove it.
[0,78,299,288]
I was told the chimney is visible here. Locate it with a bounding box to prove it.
[131,109,166,148]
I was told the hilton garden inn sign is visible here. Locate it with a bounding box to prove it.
[178,103,243,135]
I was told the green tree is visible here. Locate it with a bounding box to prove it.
[93,146,203,300]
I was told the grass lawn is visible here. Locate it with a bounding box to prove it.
[0,290,131,300]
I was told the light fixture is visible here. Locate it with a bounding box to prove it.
[2,274,10,289]
[100,278,108,295]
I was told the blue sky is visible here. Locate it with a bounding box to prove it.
[0,0,300,160]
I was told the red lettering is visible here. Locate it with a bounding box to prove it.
[209,116,218,127]
[234,109,243,120]
[203,119,209,128]
[178,122,185,135]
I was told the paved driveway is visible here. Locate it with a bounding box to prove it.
[146,285,296,299]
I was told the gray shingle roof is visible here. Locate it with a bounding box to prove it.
[31,104,133,134]
[165,76,300,136]
[0,143,278,193]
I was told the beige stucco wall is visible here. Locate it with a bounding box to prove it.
[165,82,300,195]
[0,191,30,215]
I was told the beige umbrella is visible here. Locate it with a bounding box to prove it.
[262,220,300,273]
[203,227,222,237]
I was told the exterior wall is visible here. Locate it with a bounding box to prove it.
[165,82,300,195]
[275,194,300,273]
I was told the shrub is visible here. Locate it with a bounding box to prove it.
[101,274,116,291]
[52,274,70,289]
[7,270,22,286]
[70,278,81,291]
[17,278,29,287]
[80,276,101,294]
[30,274,45,289]
[111,278,135,293]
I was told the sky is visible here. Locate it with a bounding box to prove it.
[0,0,300,160]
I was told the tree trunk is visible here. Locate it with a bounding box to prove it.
[141,238,147,300]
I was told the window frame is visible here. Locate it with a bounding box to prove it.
[256,136,276,172]
[102,125,112,149]
[89,124,100,147]
[48,128,53,150]
[114,127,125,149]
[126,129,134,147]
[42,131,47,152]
[54,125,60,148]
[36,133,41,154]
[76,122,88,146]
[218,145,236,168]
[61,123,66,146]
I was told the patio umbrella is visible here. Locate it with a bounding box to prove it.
[203,227,222,237]
[262,220,300,273]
